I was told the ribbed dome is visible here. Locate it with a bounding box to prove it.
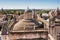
[12,8,40,31]
[13,19,39,31]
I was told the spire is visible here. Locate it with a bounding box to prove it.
[1,8,4,14]
[1,8,3,11]
[57,7,59,9]
[25,6,32,12]
[27,6,29,10]
[57,7,59,12]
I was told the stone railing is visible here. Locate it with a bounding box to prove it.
[48,34,55,40]
[37,14,49,29]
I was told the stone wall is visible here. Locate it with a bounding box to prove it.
[9,32,48,40]
[53,26,60,40]
[1,35,9,40]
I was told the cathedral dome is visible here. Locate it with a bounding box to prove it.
[11,7,40,32]
[12,19,39,31]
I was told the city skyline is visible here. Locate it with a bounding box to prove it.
[0,0,60,9]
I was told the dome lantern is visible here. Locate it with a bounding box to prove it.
[24,7,32,20]
[25,7,32,12]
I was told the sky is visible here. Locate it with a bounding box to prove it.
[0,0,60,9]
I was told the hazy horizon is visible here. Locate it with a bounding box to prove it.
[0,0,60,9]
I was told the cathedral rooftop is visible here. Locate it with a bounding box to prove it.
[12,19,40,31]
[10,29,48,33]
[25,9,32,12]
[25,7,32,12]
[10,8,42,32]
[9,8,48,33]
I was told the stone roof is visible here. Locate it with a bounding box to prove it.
[10,8,45,32]
[12,19,40,31]
[10,29,48,33]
